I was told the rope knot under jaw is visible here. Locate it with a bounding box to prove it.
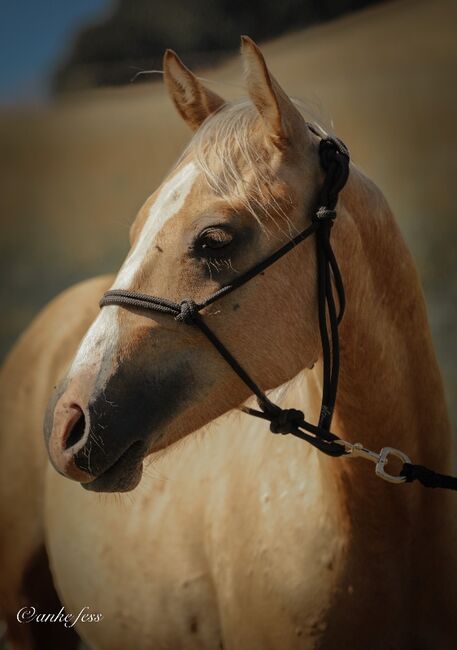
[269,408,305,435]
[175,299,199,324]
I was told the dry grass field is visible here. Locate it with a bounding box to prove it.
[0,0,456,425]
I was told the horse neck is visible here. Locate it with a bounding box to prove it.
[331,169,451,478]
[303,170,457,618]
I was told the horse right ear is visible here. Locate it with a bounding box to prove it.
[241,36,307,150]
[163,50,226,131]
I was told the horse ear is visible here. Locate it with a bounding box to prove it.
[163,49,226,131]
[240,36,305,149]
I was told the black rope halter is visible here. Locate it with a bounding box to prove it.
[100,132,457,491]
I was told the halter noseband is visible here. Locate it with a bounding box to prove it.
[99,131,457,491]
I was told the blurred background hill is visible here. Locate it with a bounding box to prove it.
[51,0,380,93]
[0,0,456,427]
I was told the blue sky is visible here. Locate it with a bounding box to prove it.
[0,0,111,103]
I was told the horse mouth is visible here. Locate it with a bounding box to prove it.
[81,440,146,493]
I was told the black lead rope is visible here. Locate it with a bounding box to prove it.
[100,134,457,491]
[401,463,457,490]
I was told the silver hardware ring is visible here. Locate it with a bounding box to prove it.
[335,441,411,484]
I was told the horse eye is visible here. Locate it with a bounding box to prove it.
[198,227,233,251]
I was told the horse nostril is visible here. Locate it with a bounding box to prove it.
[64,405,86,450]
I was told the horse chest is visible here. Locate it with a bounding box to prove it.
[45,444,349,649]
[45,468,225,648]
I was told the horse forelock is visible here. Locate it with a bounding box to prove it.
[182,99,328,234]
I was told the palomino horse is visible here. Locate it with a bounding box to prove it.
[1,37,456,649]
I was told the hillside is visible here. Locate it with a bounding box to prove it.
[0,0,456,423]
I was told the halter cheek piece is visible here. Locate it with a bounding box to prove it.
[100,130,457,492]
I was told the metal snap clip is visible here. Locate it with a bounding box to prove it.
[375,447,411,484]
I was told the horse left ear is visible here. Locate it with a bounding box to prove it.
[163,50,226,131]
[241,36,306,149]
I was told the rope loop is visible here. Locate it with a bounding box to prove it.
[319,137,349,167]
[269,408,305,435]
[175,299,199,324]
[318,137,350,210]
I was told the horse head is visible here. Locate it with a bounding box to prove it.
[44,37,327,492]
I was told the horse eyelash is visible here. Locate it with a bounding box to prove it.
[206,257,235,274]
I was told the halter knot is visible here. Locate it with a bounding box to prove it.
[269,408,305,435]
[314,206,336,222]
[175,299,199,324]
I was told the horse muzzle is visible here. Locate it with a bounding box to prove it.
[44,349,195,492]
[44,374,151,492]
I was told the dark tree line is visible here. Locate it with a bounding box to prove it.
[53,0,384,93]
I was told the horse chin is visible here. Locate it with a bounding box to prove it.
[81,441,145,493]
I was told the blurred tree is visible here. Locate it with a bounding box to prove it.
[52,0,383,93]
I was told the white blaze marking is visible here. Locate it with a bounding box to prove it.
[68,307,120,378]
[69,161,199,378]
[115,161,198,287]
